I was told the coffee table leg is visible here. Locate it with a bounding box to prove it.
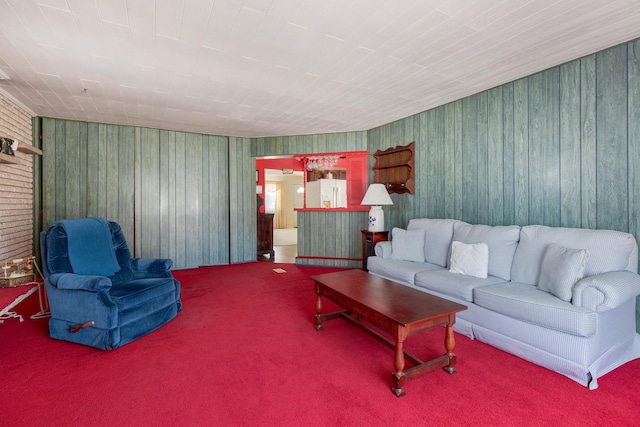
[314,287,323,331]
[391,327,407,397]
[443,323,457,375]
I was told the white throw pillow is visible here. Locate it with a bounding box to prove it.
[537,243,589,302]
[391,227,426,263]
[449,241,489,279]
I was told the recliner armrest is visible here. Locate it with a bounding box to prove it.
[572,270,640,312]
[49,272,112,291]
[131,258,173,278]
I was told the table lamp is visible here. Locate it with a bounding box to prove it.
[361,183,393,232]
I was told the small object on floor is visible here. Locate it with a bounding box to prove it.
[273,268,287,273]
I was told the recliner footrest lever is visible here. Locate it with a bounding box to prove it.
[70,321,95,333]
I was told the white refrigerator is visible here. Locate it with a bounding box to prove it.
[305,179,347,208]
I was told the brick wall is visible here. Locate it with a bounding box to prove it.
[0,93,35,263]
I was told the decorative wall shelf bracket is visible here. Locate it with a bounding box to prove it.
[373,141,415,194]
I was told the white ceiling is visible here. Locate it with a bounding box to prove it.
[1,0,639,138]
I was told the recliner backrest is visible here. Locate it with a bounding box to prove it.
[107,221,134,285]
[42,219,134,285]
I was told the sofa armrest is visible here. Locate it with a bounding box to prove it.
[572,271,640,312]
[49,272,112,292]
[131,258,173,278]
[374,241,392,258]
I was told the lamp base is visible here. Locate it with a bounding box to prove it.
[367,206,385,232]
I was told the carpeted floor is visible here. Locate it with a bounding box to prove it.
[2,263,640,426]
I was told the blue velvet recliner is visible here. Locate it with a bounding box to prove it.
[40,217,181,349]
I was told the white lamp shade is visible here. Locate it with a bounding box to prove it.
[360,183,393,206]
[361,183,393,232]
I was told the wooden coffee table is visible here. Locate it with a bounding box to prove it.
[311,269,467,397]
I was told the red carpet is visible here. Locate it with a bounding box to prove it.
[2,262,640,426]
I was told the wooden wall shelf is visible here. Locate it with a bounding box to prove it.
[16,144,42,155]
[0,152,19,164]
[0,139,41,162]
[373,141,415,194]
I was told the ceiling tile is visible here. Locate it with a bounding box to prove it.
[0,0,639,137]
[155,0,184,40]
[96,0,128,26]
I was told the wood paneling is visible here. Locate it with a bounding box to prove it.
[629,41,640,268]
[559,61,582,228]
[367,40,640,331]
[369,41,640,232]
[253,131,367,157]
[528,68,560,227]
[596,45,628,232]
[580,55,598,230]
[461,95,479,224]
[229,136,254,264]
[296,210,363,269]
[487,87,504,226]
[629,37,640,355]
[204,134,230,265]
[41,120,229,268]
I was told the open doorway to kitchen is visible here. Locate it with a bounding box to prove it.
[256,150,368,263]
[265,168,303,263]
[256,156,305,263]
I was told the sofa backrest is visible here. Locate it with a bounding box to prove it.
[511,225,639,285]
[407,218,461,267]
[452,222,521,281]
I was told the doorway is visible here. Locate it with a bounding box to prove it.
[264,168,304,263]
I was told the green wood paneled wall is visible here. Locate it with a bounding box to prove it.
[253,131,367,157]
[296,211,364,268]
[367,40,640,331]
[32,117,43,263]
[253,131,368,267]
[228,136,255,264]
[42,120,136,240]
[41,119,230,268]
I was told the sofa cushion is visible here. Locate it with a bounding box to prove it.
[537,244,589,301]
[511,225,638,285]
[449,241,489,279]
[415,268,506,302]
[452,222,521,281]
[408,218,460,267]
[391,227,425,262]
[367,256,440,286]
[474,282,597,337]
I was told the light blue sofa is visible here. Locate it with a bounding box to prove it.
[367,218,640,389]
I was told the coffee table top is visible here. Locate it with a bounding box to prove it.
[310,269,466,326]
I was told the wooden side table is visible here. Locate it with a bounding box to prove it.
[361,230,389,271]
